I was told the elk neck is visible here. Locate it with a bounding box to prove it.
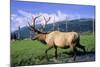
[37,33,47,44]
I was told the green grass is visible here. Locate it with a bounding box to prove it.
[11,32,95,66]
[80,33,95,52]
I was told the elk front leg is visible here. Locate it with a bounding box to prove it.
[45,47,52,60]
[54,46,58,59]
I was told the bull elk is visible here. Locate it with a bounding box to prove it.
[28,15,86,61]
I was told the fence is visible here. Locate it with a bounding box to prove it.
[11,18,95,39]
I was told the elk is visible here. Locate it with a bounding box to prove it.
[28,15,86,61]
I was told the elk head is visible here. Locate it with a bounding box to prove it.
[27,15,51,43]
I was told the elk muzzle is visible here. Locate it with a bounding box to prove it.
[31,36,37,40]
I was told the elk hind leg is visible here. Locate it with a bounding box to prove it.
[77,44,86,53]
[70,46,77,61]
[73,47,77,61]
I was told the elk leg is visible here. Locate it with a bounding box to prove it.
[54,47,57,59]
[77,45,86,53]
[70,46,77,61]
[45,47,52,60]
[73,47,77,61]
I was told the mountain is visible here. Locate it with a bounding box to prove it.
[11,18,95,39]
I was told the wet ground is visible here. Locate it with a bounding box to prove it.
[46,51,95,64]
[12,51,95,67]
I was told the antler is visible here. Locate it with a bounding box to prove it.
[27,20,34,31]
[27,15,51,33]
[28,15,43,33]
[32,15,42,28]
[42,16,51,31]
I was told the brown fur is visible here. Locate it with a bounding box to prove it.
[29,15,85,60]
[32,31,86,60]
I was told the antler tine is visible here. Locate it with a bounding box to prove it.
[27,19,34,31]
[32,15,42,28]
[43,16,51,24]
[42,16,51,30]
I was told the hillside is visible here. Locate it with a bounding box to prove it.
[11,18,95,39]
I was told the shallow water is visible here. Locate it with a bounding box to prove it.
[12,52,95,67]
[47,52,95,64]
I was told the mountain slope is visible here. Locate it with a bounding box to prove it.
[11,18,95,39]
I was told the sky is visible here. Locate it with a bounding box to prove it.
[11,0,95,32]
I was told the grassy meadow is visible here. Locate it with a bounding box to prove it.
[11,32,95,66]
